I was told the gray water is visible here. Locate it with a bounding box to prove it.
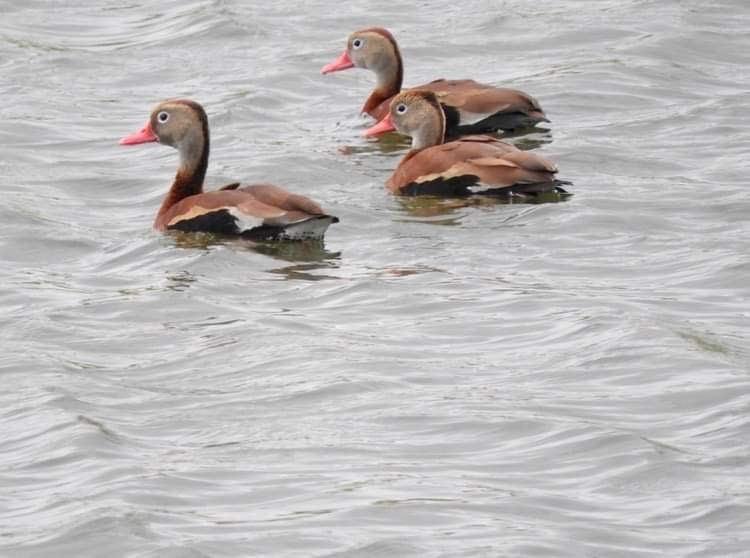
[1,1,749,556]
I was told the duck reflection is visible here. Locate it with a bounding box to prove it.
[338,131,411,157]
[164,269,198,292]
[395,190,571,221]
[497,126,553,151]
[168,231,341,280]
[251,239,340,264]
[260,240,341,281]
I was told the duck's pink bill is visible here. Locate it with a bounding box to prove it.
[120,122,157,145]
[364,114,395,137]
[321,51,354,74]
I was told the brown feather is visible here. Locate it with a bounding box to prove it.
[425,80,544,117]
[386,136,557,193]
[235,183,325,216]
[156,190,287,230]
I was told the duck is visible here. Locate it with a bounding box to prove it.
[364,90,569,197]
[120,99,338,240]
[321,27,548,135]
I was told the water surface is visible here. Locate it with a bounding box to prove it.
[1,1,749,556]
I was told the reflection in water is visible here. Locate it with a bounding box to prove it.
[164,269,198,292]
[259,241,341,281]
[169,231,218,251]
[498,126,553,151]
[339,131,412,156]
[395,190,572,221]
[169,230,335,261]
[267,260,340,281]
[395,196,472,223]
[376,265,444,278]
[250,240,340,264]
[168,231,341,281]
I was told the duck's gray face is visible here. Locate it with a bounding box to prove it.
[346,31,394,72]
[145,102,197,149]
[120,100,208,165]
[388,93,440,137]
[320,29,398,75]
[363,91,445,150]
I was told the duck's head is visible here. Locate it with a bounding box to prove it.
[321,27,402,79]
[121,99,207,147]
[120,99,209,162]
[364,90,445,150]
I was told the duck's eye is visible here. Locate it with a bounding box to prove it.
[157,111,169,123]
[395,103,408,114]
[352,38,364,49]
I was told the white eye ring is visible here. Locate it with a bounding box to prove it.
[395,104,408,114]
[352,38,364,49]
[157,111,169,123]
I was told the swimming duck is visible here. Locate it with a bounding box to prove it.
[364,90,568,197]
[120,99,338,240]
[321,27,548,135]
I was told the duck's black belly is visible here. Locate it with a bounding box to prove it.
[167,209,241,235]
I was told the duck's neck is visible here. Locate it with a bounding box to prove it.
[362,47,404,116]
[411,110,446,151]
[156,128,209,222]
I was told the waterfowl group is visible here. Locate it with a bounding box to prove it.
[121,28,567,241]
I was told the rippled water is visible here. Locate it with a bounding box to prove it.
[1,1,749,556]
